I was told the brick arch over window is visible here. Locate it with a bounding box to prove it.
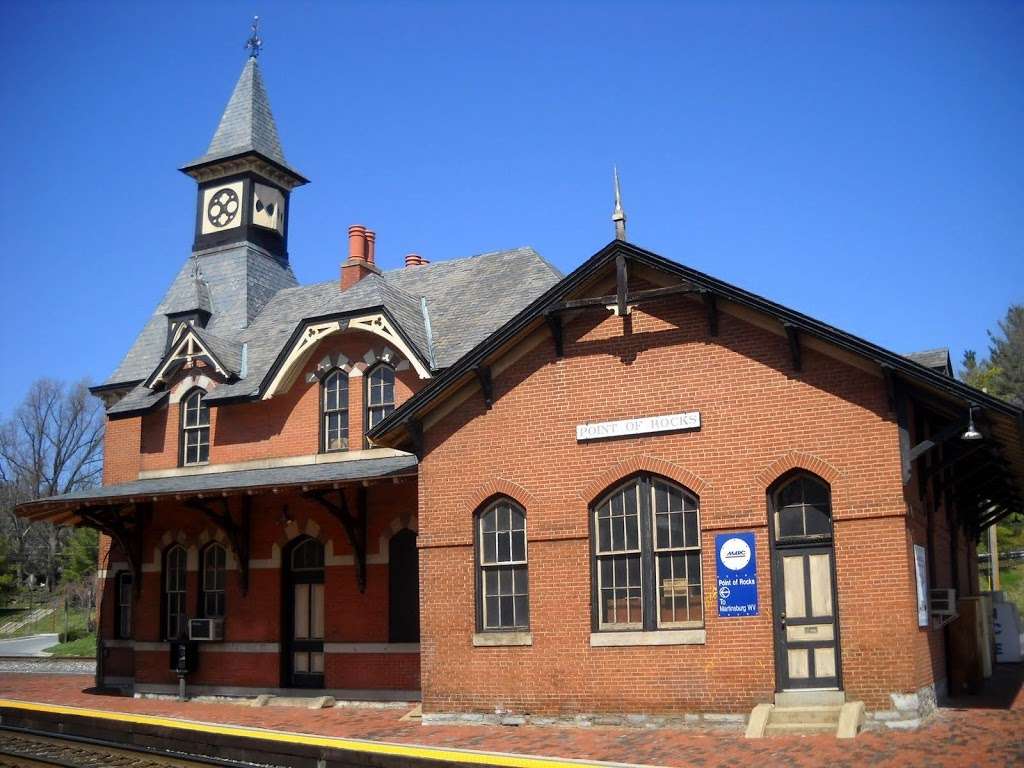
[754,451,842,493]
[579,455,709,505]
[466,478,541,519]
[266,514,346,567]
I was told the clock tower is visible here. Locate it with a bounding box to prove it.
[180,54,307,262]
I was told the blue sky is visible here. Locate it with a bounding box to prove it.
[0,1,1021,415]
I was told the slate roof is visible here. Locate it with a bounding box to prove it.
[905,348,952,376]
[19,453,418,514]
[203,247,562,404]
[102,244,297,389]
[182,57,301,179]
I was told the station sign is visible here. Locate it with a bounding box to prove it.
[576,411,700,442]
[715,532,758,618]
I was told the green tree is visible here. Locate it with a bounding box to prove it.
[962,304,1024,406]
[0,537,15,604]
[61,527,98,583]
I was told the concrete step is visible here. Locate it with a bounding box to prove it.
[765,721,837,736]
[768,705,842,725]
[774,690,845,707]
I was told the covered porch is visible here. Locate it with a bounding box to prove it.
[16,451,422,700]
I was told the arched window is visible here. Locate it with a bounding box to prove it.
[181,388,210,465]
[365,364,396,431]
[163,545,187,640]
[200,543,226,618]
[772,473,832,542]
[592,475,702,631]
[322,370,349,452]
[476,498,529,631]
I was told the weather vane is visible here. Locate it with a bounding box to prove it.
[245,16,263,58]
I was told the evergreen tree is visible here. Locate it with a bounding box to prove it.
[961,304,1024,406]
[61,527,98,584]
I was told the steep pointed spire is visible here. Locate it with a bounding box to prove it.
[612,165,627,241]
[181,54,305,183]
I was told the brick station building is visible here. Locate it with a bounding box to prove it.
[18,54,1024,724]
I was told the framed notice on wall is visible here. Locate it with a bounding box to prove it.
[914,544,928,628]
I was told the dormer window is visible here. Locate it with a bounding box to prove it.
[181,388,210,465]
[322,370,349,452]
[366,363,396,431]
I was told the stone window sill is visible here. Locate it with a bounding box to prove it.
[473,631,533,647]
[590,629,706,647]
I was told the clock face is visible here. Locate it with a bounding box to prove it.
[207,188,240,228]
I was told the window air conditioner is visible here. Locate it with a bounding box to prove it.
[188,618,224,641]
[929,588,957,627]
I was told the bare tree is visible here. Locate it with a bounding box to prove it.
[0,379,104,591]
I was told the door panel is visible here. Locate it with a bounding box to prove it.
[773,547,840,690]
[284,539,325,689]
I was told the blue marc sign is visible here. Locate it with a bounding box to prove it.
[715,532,758,618]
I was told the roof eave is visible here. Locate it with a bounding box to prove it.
[368,239,1024,445]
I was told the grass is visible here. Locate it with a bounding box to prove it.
[43,634,96,657]
[0,603,91,639]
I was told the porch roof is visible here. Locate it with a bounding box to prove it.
[16,453,418,524]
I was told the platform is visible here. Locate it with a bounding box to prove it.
[0,673,1021,767]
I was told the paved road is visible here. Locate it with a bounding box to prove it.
[0,634,57,657]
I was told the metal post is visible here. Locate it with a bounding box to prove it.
[178,675,186,701]
[989,523,1001,592]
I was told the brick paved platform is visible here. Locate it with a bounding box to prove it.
[0,670,1021,767]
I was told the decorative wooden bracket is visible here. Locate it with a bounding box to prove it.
[474,364,494,410]
[615,253,629,317]
[79,503,149,598]
[305,486,368,592]
[782,322,802,372]
[882,365,913,486]
[701,290,719,337]
[908,419,970,464]
[407,418,424,458]
[185,496,252,596]
[546,314,564,358]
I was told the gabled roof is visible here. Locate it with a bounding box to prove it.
[905,348,953,377]
[368,240,1024,460]
[103,246,562,413]
[181,57,303,181]
[143,323,243,390]
[100,244,297,390]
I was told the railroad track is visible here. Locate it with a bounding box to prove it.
[0,728,283,768]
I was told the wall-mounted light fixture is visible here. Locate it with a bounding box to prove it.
[962,405,983,441]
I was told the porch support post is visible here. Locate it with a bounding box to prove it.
[701,290,719,337]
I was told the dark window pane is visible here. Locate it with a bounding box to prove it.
[499,567,513,594]
[497,533,511,562]
[484,569,498,595]
[805,505,831,536]
[511,530,526,561]
[483,533,496,564]
[482,509,496,533]
[499,596,514,627]
[485,596,499,628]
[628,554,641,586]
[655,511,670,549]
[514,595,529,627]
[804,478,829,506]
[598,515,611,553]
[684,509,698,548]
[498,504,511,532]
[779,506,804,538]
[513,567,527,593]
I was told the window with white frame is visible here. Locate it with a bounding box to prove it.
[593,475,702,631]
[181,388,210,465]
[477,499,529,631]
[164,545,187,640]
[201,543,226,618]
[322,369,349,452]
[365,363,396,431]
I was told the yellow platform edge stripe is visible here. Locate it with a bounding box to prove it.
[0,698,654,768]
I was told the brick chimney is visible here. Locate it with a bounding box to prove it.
[404,253,430,267]
[341,224,381,290]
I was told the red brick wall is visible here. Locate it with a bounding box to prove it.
[107,482,419,691]
[417,295,919,714]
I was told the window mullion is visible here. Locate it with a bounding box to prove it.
[638,475,657,631]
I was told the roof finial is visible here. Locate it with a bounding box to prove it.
[245,16,263,59]
[612,165,627,241]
